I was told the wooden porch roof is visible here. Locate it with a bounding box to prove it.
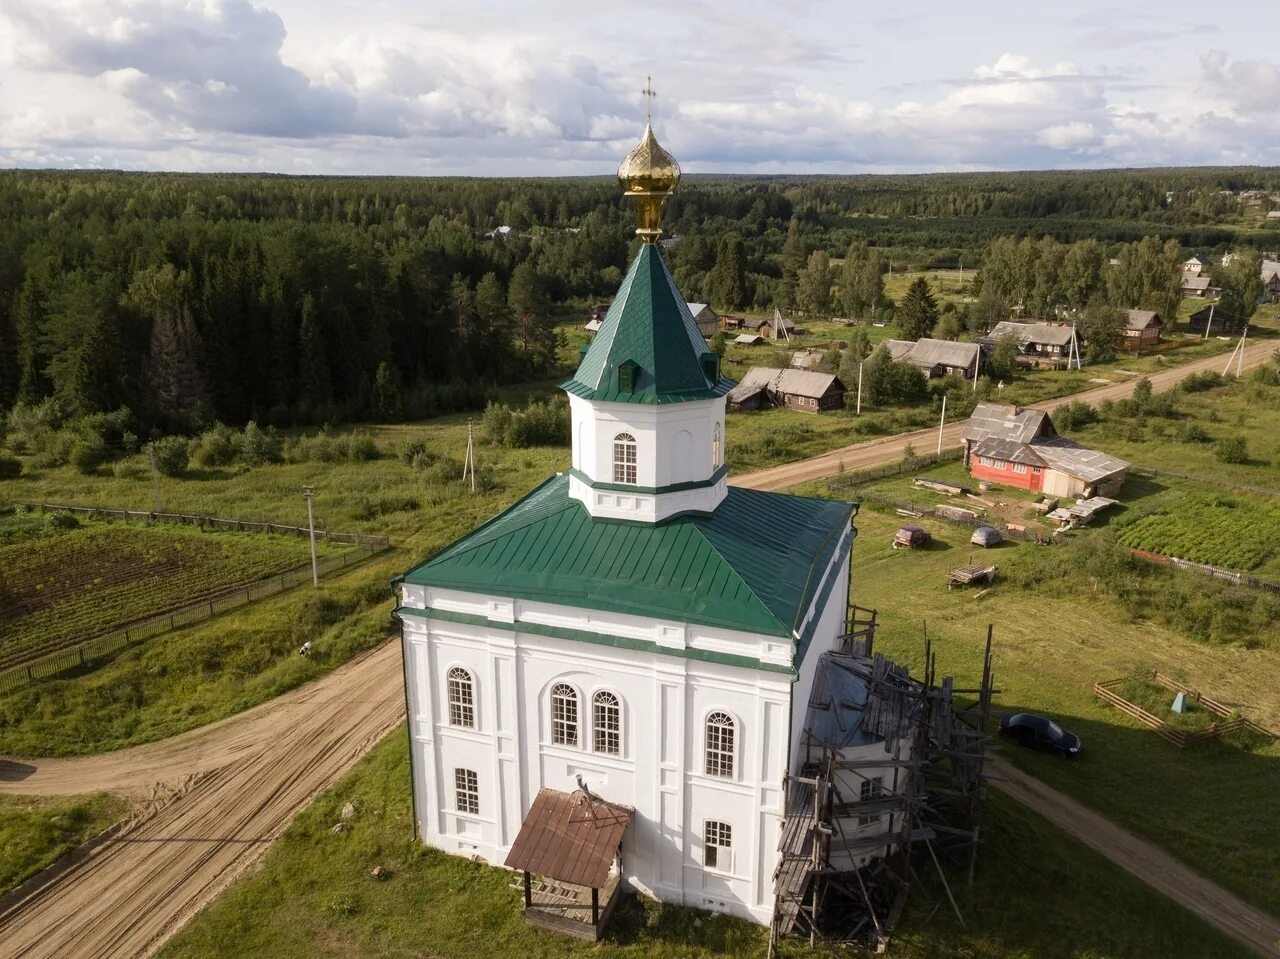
[504,787,633,889]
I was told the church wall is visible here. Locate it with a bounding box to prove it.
[401,605,797,925]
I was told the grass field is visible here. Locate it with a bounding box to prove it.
[0,517,339,666]
[800,505,1280,918]
[0,792,127,895]
[158,727,1252,959]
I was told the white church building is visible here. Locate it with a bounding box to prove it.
[394,118,861,929]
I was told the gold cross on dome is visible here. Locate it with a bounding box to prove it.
[641,76,656,121]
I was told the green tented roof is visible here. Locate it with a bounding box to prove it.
[562,244,735,404]
[401,474,853,641]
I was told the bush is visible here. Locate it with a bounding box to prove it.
[480,401,514,446]
[282,428,380,464]
[1178,423,1212,444]
[0,454,20,479]
[69,438,107,475]
[239,421,281,467]
[191,424,240,468]
[1215,436,1249,464]
[151,436,190,477]
[1052,400,1098,432]
[1179,371,1227,393]
[48,512,80,530]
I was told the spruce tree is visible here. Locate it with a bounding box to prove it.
[896,277,939,341]
[707,234,747,310]
[795,250,833,317]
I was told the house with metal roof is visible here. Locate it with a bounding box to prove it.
[962,402,1127,498]
[885,338,981,379]
[727,367,846,412]
[393,119,858,930]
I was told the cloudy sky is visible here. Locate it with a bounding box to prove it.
[1,0,1278,175]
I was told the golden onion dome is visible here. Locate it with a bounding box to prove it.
[617,122,681,196]
[618,122,680,242]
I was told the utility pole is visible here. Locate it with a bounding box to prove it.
[1202,303,1215,340]
[1223,325,1248,377]
[462,420,477,492]
[303,485,319,588]
[856,359,864,415]
[937,393,947,456]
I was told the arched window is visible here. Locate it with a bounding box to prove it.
[612,433,637,484]
[447,667,475,728]
[712,423,722,468]
[593,691,621,755]
[703,820,733,869]
[551,683,579,746]
[705,711,735,778]
[455,768,479,814]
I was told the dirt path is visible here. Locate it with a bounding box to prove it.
[0,641,405,958]
[988,756,1280,957]
[0,340,1275,957]
[733,338,1277,492]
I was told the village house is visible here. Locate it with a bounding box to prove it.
[1188,305,1246,335]
[1123,310,1164,353]
[962,402,1128,499]
[790,348,828,370]
[1179,274,1219,298]
[885,338,981,379]
[392,119,867,934]
[1265,262,1280,302]
[1181,254,1212,276]
[685,302,720,339]
[728,367,846,412]
[720,313,802,340]
[980,321,1077,368]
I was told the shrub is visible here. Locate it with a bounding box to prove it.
[191,424,240,468]
[480,401,514,446]
[1053,400,1098,432]
[399,440,428,466]
[507,399,569,447]
[69,438,107,475]
[1215,436,1249,464]
[151,436,190,477]
[0,454,20,479]
[239,421,281,467]
[1179,371,1227,393]
[1178,423,1212,444]
[48,512,80,530]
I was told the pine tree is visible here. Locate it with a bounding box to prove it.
[707,234,747,310]
[896,277,939,340]
[373,361,403,421]
[508,263,558,376]
[778,217,808,311]
[126,263,212,421]
[297,294,332,412]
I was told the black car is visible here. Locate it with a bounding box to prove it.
[998,713,1082,757]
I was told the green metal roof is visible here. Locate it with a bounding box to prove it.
[561,244,735,404]
[401,474,853,641]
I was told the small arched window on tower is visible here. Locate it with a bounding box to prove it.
[447,667,475,728]
[551,683,579,746]
[705,711,735,778]
[612,433,637,485]
[712,423,722,469]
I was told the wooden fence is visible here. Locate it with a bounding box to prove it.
[824,447,965,491]
[6,500,389,548]
[1093,671,1276,748]
[1128,549,1280,595]
[0,503,393,693]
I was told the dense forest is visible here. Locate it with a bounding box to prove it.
[1,166,1279,432]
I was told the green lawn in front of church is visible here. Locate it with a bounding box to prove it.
[158,725,1251,959]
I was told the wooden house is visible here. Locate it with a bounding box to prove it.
[1179,275,1219,298]
[685,302,720,339]
[1187,305,1245,335]
[885,338,981,379]
[727,367,845,413]
[1181,255,1212,276]
[1123,310,1164,352]
[980,321,1076,368]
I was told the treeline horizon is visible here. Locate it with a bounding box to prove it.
[1,165,1279,435]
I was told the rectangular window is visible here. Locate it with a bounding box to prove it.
[455,768,479,815]
[1012,462,1028,474]
[704,820,732,870]
[612,442,637,484]
[858,776,884,826]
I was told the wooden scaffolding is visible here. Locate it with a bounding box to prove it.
[767,620,995,955]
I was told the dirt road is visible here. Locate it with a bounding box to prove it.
[988,756,1280,957]
[0,340,1276,957]
[733,338,1277,492]
[0,641,405,958]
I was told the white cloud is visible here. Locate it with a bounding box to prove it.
[0,0,1278,174]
